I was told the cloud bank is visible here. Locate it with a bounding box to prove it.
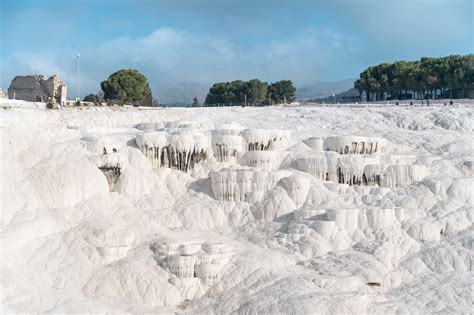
[2,26,359,99]
[1,0,471,102]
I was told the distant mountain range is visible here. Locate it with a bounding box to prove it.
[311,88,361,103]
[156,82,208,106]
[296,78,356,100]
[156,78,357,105]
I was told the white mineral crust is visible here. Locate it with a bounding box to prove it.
[1,99,473,314]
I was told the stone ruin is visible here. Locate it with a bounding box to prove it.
[8,75,67,104]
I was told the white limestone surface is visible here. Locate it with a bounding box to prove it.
[1,99,473,314]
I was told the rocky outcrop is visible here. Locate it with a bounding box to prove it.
[8,75,67,103]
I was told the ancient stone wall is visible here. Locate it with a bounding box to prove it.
[8,75,67,103]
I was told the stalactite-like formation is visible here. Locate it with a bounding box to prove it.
[136,132,211,172]
[135,125,291,173]
[211,134,242,163]
[295,151,428,188]
[381,164,428,188]
[98,163,121,191]
[323,136,387,155]
[240,129,290,152]
[362,164,386,186]
[210,168,290,202]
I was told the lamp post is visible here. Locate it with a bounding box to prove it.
[76,54,80,101]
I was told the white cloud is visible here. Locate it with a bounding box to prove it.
[1,26,358,99]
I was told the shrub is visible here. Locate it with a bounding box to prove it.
[46,98,56,109]
[83,93,102,105]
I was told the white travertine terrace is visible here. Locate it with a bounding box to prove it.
[90,153,123,191]
[381,164,429,188]
[295,152,340,182]
[136,132,211,171]
[362,164,386,186]
[303,137,324,151]
[240,151,286,170]
[135,124,291,172]
[240,129,290,151]
[4,101,472,314]
[93,229,135,265]
[210,167,291,202]
[293,208,326,221]
[295,146,428,187]
[323,136,387,154]
[154,240,232,286]
[280,176,312,207]
[278,207,405,250]
[211,134,243,162]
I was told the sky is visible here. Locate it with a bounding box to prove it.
[1,0,473,100]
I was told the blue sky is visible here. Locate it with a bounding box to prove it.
[1,0,473,98]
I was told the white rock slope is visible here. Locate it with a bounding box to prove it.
[1,100,473,314]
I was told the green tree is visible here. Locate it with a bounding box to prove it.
[245,79,269,105]
[83,93,101,105]
[390,60,412,99]
[354,54,473,100]
[101,69,152,105]
[464,55,474,92]
[205,82,235,105]
[192,96,200,107]
[204,79,269,106]
[268,80,296,104]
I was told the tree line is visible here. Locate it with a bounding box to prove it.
[354,54,473,101]
[204,79,296,106]
[83,70,297,107]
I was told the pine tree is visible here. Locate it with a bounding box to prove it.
[192,96,200,107]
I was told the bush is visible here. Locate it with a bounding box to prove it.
[46,98,56,109]
[83,93,102,105]
[75,100,81,107]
